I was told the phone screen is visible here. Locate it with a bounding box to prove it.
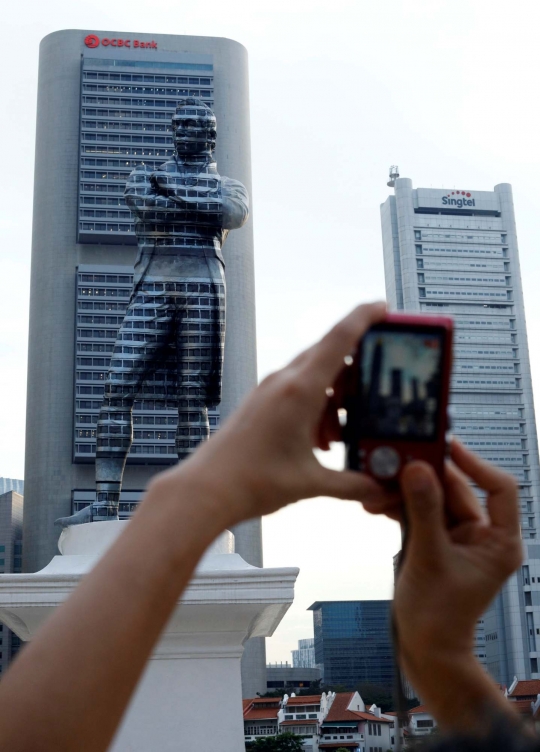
[357,328,444,440]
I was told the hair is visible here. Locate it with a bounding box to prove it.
[174,97,215,119]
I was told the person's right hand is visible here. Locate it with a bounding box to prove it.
[392,440,523,729]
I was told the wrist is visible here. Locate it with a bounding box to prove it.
[145,463,238,539]
[400,648,519,734]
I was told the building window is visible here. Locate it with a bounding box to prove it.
[532,658,538,673]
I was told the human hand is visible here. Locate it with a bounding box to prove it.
[394,441,522,696]
[154,302,399,526]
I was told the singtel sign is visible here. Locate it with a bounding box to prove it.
[84,34,158,49]
[442,191,475,209]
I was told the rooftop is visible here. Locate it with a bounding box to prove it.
[323,693,361,723]
[509,680,540,698]
[285,695,321,705]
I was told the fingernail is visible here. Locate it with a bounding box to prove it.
[408,467,433,493]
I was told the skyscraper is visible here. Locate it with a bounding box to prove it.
[309,600,394,690]
[291,637,316,669]
[24,29,263,696]
[381,176,540,686]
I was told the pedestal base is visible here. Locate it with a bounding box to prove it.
[0,522,298,752]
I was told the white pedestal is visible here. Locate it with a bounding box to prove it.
[0,522,298,752]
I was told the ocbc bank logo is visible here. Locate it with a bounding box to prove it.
[84,34,100,48]
[84,34,158,49]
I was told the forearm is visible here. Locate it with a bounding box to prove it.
[403,649,523,735]
[0,469,231,752]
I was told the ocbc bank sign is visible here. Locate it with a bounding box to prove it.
[85,34,158,49]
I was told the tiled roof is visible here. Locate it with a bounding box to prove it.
[286,695,321,705]
[409,705,430,715]
[509,680,540,698]
[324,693,361,723]
[243,698,280,720]
[351,711,392,724]
[280,719,318,726]
[244,707,280,721]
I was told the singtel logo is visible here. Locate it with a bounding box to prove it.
[84,34,158,49]
[442,190,475,208]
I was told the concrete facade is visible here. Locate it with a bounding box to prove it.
[25,29,264,696]
[0,522,298,752]
[381,177,540,686]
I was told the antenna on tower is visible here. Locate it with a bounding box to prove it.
[387,165,400,188]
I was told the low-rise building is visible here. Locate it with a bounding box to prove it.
[243,697,281,745]
[319,692,394,752]
[407,705,437,737]
[280,694,334,751]
[267,662,321,692]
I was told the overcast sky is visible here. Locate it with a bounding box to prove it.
[2,0,540,663]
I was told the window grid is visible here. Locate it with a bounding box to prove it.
[78,65,214,243]
[74,269,219,462]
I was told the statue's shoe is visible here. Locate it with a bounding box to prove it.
[54,503,119,528]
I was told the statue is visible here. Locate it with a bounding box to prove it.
[56,98,249,527]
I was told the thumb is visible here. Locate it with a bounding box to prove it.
[400,462,446,561]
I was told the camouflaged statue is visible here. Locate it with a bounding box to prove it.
[56,98,249,527]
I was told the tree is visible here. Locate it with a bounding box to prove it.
[336,748,351,752]
[248,732,304,751]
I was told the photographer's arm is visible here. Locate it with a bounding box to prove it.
[0,302,393,752]
[391,443,524,734]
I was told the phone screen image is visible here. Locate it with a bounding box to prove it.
[358,329,444,441]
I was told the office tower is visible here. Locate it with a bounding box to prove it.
[292,637,316,669]
[381,176,540,686]
[0,491,23,676]
[24,29,262,696]
[0,480,24,496]
[309,601,394,690]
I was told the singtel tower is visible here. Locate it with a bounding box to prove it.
[25,29,263,695]
[381,176,540,685]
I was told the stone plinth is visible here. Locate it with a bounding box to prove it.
[0,522,298,752]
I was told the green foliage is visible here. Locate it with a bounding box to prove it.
[248,732,304,751]
[335,748,351,752]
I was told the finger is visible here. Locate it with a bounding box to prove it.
[316,399,342,449]
[299,302,387,393]
[309,464,398,506]
[444,461,486,525]
[450,440,519,533]
[400,462,447,561]
[362,497,404,523]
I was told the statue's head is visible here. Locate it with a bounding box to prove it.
[172,97,217,156]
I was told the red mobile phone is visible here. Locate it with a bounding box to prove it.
[344,313,454,483]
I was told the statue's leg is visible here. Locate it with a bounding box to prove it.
[95,285,173,519]
[174,277,225,460]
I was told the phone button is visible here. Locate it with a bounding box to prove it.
[369,446,401,479]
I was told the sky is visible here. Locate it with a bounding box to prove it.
[2,0,540,663]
